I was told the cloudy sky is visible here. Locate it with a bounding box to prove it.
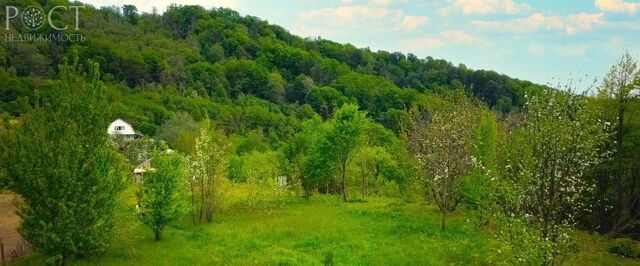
[86,0,640,86]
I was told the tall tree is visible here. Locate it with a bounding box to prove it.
[408,91,478,231]
[137,150,187,241]
[0,58,125,265]
[327,104,367,202]
[122,5,139,25]
[186,121,231,223]
[318,104,368,202]
[597,51,640,235]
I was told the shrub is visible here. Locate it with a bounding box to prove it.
[609,239,640,258]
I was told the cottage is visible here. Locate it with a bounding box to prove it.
[107,118,143,140]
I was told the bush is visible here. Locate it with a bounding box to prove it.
[609,239,640,258]
[378,180,401,198]
[236,178,290,212]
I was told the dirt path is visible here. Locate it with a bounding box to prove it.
[0,193,28,262]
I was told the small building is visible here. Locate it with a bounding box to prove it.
[107,118,143,140]
[132,149,173,183]
[134,158,154,183]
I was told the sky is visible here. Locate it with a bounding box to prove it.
[85,0,640,87]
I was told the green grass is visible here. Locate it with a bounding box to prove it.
[13,191,640,265]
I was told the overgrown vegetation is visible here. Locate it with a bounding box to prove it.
[0,1,638,265]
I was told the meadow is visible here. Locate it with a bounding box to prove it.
[12,188,638,266]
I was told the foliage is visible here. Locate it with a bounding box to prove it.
[156,112,200,154]
[137,150,187,240]
[608,239,640,258]
[496,90,609,265]
[0,3,638,265]
[186,121,232,223]
[324,104,368,201]
[0,58,125,265]
[408,91,479,231]
[593,51,640,236]
[351,146,394,198]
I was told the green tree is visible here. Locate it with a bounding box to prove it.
[157,112,200,154]
[352,146,394,197]
[0,58,125,265]
[306,86,348,119]
[287,74,314,103]
[205,43,225,63]
[137,150,186,241]
[122,5,139,25]
[265,71,286,103]
[327,104,367,202]
[284,116,326,196]
[596,51,640,235]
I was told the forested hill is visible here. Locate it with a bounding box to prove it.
[0,1,545,135]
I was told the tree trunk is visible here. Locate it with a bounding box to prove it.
[440,210,446,231]
[613,102,625,233]
[594,168,608,232]
[61,251,72,266]
[361,173,366,198]
[154,227,162,241]
[341,159,347,202]
[374,166,380,196]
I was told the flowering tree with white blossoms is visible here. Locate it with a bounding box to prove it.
[186,121,232,224]
[496,90,609,265]
[409,91,479,231]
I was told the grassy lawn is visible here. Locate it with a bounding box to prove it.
[13,191,640,265]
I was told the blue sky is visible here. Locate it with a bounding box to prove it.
[86,0,640,87]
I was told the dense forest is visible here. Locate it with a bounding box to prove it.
[0,1,639,265]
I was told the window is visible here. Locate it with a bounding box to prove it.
[115,126,125,131]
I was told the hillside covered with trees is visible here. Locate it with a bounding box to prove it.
[0,1,639,265]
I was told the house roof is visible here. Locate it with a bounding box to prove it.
[107,118,136,135]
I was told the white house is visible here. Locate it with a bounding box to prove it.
[107,118,143,140]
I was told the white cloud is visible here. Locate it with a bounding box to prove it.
[296,5,428,34]
[565,12,605,34]
[398,30,485,50]
[399,36,446,49]
[473,12,604,34]
[595,0,640,14]
[371,0,395,6]
[551,44,592,56]
[473,13,563,33]
[438,0,531,16]
[398,15,430,31]
[441,30,485,45]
